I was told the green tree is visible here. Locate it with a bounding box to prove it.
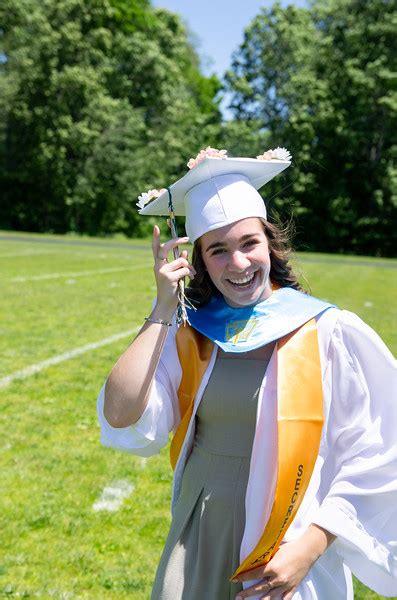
[225,0,397,256]
[0,0,221,236]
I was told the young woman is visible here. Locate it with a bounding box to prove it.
[97,148,397,600]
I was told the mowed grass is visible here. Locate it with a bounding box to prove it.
[0,231,396,600]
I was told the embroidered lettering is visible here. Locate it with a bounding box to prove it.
[250,464,305,566]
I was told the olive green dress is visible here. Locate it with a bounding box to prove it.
[151,354,268,600]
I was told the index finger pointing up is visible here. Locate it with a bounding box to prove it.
[152,225,161,259]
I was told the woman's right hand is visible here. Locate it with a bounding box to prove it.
[151,225,196,316]
[104,224,193,427]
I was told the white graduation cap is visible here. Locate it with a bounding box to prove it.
[138,149,291,242]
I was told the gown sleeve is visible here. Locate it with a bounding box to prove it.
[97,321,182,457]
[312,310,397,596]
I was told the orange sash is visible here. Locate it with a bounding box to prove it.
[170,325,213,470]
[172,319,324,575]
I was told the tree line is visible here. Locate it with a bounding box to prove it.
[1,0,396,255]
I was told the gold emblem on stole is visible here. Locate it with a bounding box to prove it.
[225,318,259,345]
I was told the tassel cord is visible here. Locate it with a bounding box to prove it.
[167,188,196,326]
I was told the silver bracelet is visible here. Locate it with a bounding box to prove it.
[144,317,172,327]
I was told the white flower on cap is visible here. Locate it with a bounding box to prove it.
[257,147,292,161]
[136,188,166,210]
[137,147,292,242]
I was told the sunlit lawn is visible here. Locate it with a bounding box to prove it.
[0,231,395,599]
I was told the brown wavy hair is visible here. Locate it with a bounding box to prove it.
[186,218,304,307]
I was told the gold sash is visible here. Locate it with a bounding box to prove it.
[170,325,213,470]
[172,319,324,576]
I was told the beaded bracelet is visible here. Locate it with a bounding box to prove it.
[144,317,172,327]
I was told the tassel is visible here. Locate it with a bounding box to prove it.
[167,188,196,326]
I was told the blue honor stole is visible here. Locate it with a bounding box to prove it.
[186,287,335,352]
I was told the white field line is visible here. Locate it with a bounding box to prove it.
[0,249,142,259]
[92,480,135,512]
[0,249,64,258]
[0,327,139,388]
[10,264,149,282]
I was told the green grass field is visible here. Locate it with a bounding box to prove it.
[0,230,396,599]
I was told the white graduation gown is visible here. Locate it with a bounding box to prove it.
[97,308,397,599]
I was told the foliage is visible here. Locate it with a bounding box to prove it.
[1,0,396,255]
[0,0,221,236]
[225,0,397,256]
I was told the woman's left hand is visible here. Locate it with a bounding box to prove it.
[234,525,336,600]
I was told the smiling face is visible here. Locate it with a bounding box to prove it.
[200,217,272,308]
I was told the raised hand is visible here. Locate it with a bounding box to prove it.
[151,225,196,316]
